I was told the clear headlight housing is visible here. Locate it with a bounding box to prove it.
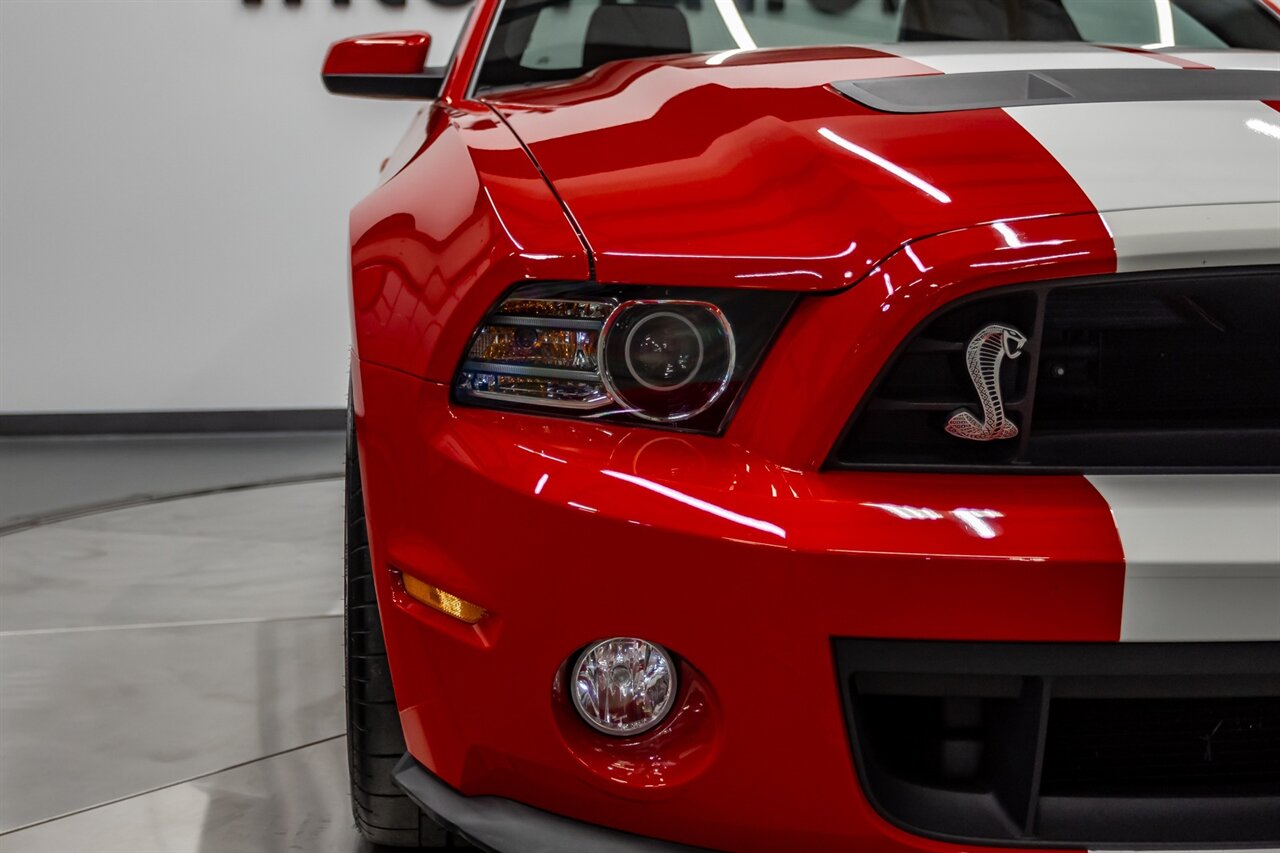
[454,283,795,433]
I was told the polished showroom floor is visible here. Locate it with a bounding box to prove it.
[0,433,395,852]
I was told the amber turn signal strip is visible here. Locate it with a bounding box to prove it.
[398,572,487,624]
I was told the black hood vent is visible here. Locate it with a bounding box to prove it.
[833,68,1280,114]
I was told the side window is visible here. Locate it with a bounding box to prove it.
[522,3,596,69]
[737,0,904,47]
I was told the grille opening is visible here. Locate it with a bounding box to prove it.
[847,292,1035,467]
[1035,282,1280,428]
[833,268,1280,471]
[838,640,1280,846]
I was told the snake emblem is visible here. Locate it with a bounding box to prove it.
[945,323,1028,441]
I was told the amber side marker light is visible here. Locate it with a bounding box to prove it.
[399,573,486,624]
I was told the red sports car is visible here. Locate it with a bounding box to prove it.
[325,1,1280,850]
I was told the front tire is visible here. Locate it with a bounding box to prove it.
[345,401,455,848]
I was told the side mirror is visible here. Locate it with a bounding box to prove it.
[322,32,444,100]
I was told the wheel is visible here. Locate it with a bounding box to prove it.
[345,399,457,848]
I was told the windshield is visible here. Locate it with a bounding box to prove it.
[476,0,1280,89]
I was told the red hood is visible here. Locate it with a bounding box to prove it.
[487,45,1280,290]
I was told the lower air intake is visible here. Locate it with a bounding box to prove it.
[836,640,1280,846]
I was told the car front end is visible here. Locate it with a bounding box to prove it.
[353,231,1279,853]
[332,1,1280,850]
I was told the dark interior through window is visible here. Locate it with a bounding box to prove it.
[475,0,1280,90]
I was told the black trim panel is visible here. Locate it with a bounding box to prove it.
[322,70,444,99]
[834,69,1280,114]
[392,756,717,853]
[0,409,345,436]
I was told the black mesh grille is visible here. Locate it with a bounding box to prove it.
[1042,697,1280,795]
[836,640,1280,846]
[831,268,1280,471]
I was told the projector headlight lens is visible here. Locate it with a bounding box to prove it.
[571,637,677,737]
[601,301,735,422]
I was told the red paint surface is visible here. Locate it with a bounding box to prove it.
[348,215,1126,853]
[348,105,589,379]
[491,49,1107,290]
[323,31,432,76]
[439,0,501,103]
[354,360,1123,853]
[347,47,1118,388]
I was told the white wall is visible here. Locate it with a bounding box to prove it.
[0,0,469,414]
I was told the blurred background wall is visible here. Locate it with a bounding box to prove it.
[0,0,469,417]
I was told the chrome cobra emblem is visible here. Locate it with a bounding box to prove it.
[945,323,1028,441]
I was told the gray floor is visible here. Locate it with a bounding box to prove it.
[0,434,386,853]
[0,432,344,530]
[1,737,364,853]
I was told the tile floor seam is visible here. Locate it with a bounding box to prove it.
[0,473,342,536]
[0,612,342,638]
[0,735,347,837]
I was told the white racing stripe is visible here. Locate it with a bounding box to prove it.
[1087,476,1280,642]
[1006,100,1280,211]
[1092,849,1280,853]
[1169,49,1280,71]
[1006,100,1280,271]
[883,42,1280,74]
[1104,203,1280,273]
[884,41,1180,73]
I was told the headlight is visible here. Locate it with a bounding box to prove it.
[570,637,676,737]
[454,283,795,432]
[600,300,734,422]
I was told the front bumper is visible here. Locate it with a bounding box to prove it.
[356,355,1280,852]
[354,357,1142,853]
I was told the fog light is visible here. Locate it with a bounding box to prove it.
[571,638,676,736]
